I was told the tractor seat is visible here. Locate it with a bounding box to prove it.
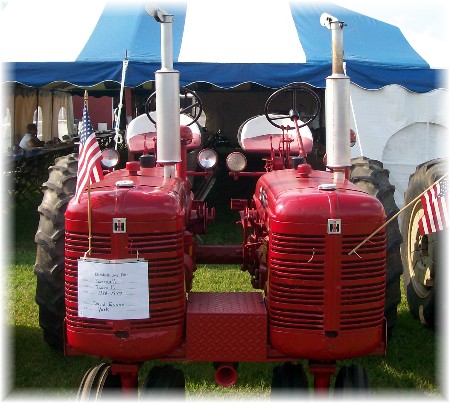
[238,115,313,154]
[127,112,202,153]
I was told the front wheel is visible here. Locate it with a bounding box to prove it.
[77,363,122,400]
[334,364,369,397]
[142,364,186,398]
[271,362,309,398]
[400,158,447,330]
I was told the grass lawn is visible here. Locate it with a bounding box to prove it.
[3,168,441,399]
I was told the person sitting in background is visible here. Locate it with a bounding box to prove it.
[19,123,44,149]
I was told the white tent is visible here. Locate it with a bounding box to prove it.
[350,85,447,207]
[1,0,448,206]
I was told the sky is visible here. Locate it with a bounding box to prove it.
[334,0,449,68]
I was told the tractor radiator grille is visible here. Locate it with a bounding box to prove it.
[65,231,185,332]
[65,232,112,255]
[269,233,325,330]
[128,232,183,255]
[340,233,385,330]
[268,231,385,332]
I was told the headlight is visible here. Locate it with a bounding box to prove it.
[198,148,218,169]
[226,152,247,173]
[101,148,120,168]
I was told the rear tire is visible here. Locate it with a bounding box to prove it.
[34,153,78,349]
[400,158,447,330]
[350,157,403,340]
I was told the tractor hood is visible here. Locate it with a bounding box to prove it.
[254,168,385,226]
[66,168,188,224]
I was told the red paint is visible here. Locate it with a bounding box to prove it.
[215,363,238,387]
[64,136,387,392]
[252,169,386,360]
[186,292,267,362]
[65,170,189,361]
[110,363,140,393]
[73,95,113,131]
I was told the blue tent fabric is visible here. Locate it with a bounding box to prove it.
[5,61,125,88]
[290,2,429,67]
[346,63,444,92]
[6,61,443,93]
[77,2,187,62]
[3,1,445,92]
[170,62,332,89]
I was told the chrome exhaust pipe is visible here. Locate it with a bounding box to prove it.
[321,14,351,181]
[147,4,180,178]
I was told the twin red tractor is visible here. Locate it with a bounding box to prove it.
[34,6,402,398]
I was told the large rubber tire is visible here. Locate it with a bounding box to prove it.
[271,362,309,398]
[350,157,403,340]
[34,153,78,349]
[77,363,122,400]
[142,364,185,398]
[400,158,447,330]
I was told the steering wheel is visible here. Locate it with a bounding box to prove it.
[264,84,321,129]
[145,87,203,127]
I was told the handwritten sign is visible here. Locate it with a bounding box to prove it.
[78,259,149,320]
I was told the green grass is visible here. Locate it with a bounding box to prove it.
[4,182,440,399]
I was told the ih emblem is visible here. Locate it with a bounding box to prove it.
[113,218,127,233]
[327,219,341,234]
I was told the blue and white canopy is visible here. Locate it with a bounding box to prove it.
[1,0,445,92]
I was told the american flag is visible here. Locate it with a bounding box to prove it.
[418,177,448,235]
[74,102,104,203]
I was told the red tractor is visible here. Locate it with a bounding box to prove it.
[34,7,402,398]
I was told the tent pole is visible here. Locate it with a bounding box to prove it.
[114,56,128,150]
[50,90,54,141]
[36,89,39,138]
[343,63,363,157]
[12,89,16,147]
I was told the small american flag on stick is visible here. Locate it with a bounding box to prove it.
[75,101,104,203]
[418,177,448,235]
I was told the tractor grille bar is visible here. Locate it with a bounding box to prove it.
[268,231,385,332]
[65,232,111,255]
[128,232,183,255]
[65,230,185,332]
[269,233,325,330]
[340,233,385,329]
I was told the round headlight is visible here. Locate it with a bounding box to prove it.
[198,148,218,169]
[226,152,247,173]
[101,148,120,168]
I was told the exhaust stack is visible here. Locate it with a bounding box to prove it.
[321,14,350,181]
[146,4,180,178]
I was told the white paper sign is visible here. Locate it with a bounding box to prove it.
[78,259,149,320]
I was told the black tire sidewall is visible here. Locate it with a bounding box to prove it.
[400,158,446,329]
[34,153,78,349]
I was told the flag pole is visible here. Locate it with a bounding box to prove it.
[84,90,93,256]
[348,172,448,256]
